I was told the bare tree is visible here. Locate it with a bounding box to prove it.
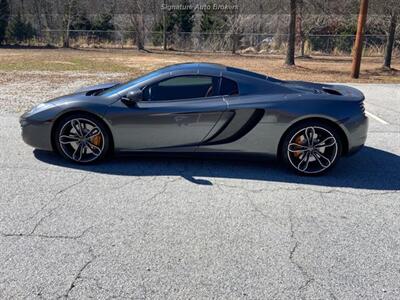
[128,0,146,51]
[226,0,245,54]
[62,0,76,47]
[285,0,297,65]
[383,13,398,69]
[162,0,166,50]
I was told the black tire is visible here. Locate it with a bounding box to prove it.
[281,120,342,175]
[54,113,110,164]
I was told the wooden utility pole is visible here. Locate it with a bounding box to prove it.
[351,0,369,78]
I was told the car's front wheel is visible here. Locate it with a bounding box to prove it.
[281,121,342,175]
[54,113,110,163]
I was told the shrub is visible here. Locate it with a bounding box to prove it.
[7,13,35,43]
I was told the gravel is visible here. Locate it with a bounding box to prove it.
[0,71,128,113]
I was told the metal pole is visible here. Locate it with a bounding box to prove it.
[351,0,369,78]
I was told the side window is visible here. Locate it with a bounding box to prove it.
[220,77,239,96]
[146,76,219,101]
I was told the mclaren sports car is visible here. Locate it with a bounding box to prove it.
[20,63,368,175]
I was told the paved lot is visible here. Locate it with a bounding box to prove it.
[0,84,399,299]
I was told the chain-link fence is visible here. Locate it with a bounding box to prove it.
[14,30,400,57]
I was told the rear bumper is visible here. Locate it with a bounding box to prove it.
[20,116,53,151]
[342,113,368,155]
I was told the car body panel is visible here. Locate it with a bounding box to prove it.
[20,63,368,158]
[105,96,227,151]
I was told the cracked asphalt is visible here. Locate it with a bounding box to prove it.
[0,84,399,299]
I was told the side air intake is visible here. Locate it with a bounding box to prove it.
[322,88,342,96]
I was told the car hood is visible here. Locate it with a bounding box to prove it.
[44,82,121,107]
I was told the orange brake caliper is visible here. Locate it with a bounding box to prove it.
[90,134,102,147]
[294,135,303,158]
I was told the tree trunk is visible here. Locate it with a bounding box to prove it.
[62,0,72,48]
[135,14,145,51]
[32,0,43,36]
[63,20,71,47]
[285,0,296,65]
[162,0,167,50]
[301,38,305,56]
[383,13,397,69]
[232,33,237,54]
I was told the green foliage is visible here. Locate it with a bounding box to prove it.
[335,24,357,53]
[7,13,35,43]
[309,23,356,53]
[152,0,195,45]
[0,0,10,43]
[151,21,164,46]
[200,4,227,33]
[92,13,114,31]
[152,11,177,32]
[175,0,194,33]
[151,6,179,46]
[308,21,388,54]
[71,11,92,31]
[92,12,115,39]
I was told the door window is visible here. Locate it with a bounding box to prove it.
[145,76,219,101]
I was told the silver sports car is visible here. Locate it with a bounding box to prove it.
[20,63,368,175]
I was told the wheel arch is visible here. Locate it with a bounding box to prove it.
[277,117,349,159]
[50,110,114,154]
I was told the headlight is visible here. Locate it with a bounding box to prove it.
[27,102,54,115]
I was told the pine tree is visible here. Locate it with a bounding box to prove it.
[92,13,114,31]
[175,0,194,45]
[152,10,176,47]
[7,12,35,43]
[92,12,114,39]
[0,0,10,44]
[200,3,227,46]
[176,0,194,33]
[200,5,226,33]
[71,11,92,31]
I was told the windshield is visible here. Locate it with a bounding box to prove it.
[98,68,167,96]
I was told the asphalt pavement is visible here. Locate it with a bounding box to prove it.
[0,84,399,299]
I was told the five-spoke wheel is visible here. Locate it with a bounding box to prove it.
[281,122,341,175]
[54,114,110,163]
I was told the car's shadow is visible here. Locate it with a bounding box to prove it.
[34,146,400,191]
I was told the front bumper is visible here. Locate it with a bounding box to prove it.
[20,115,53,151]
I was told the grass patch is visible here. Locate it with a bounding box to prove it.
[0,48,398,83]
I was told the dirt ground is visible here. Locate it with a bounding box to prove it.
[0,48,398,113]
[0,48,399,83]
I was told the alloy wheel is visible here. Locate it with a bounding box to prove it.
[287,126,338,174]
[58,118,105,163]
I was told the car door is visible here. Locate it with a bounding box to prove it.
[106,75,228,151]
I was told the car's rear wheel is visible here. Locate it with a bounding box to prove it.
[281,121,342,175]
[54,114,110,163]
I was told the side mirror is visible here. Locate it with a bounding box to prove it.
[121,89,142,107]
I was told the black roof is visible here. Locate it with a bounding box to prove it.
[154,62,281,82]
[159,62,226,72]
